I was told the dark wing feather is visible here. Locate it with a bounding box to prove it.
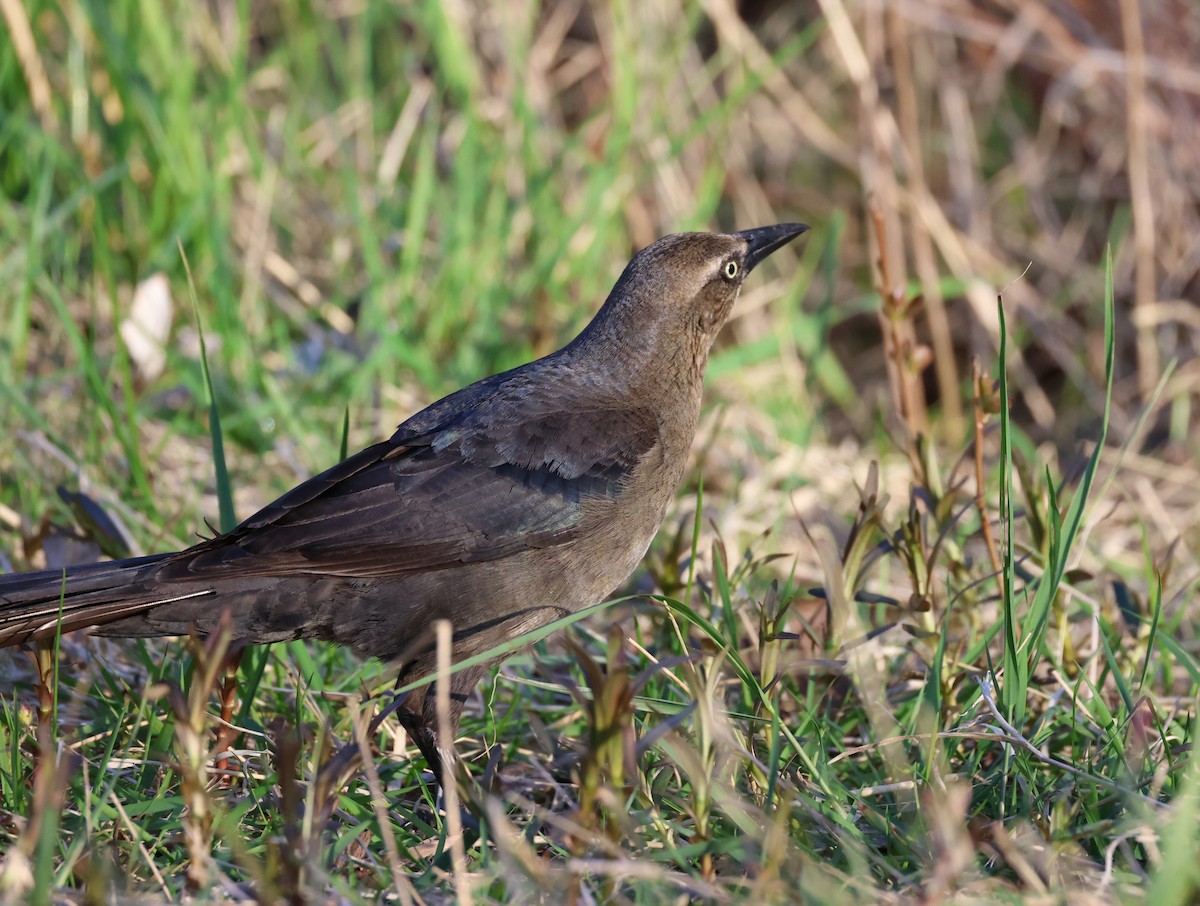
[157,404,661,581]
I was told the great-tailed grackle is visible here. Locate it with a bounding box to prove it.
[0,223,808,777]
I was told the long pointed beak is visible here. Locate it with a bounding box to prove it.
[737,223,809,272]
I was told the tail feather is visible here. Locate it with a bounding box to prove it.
[0,554,209,647]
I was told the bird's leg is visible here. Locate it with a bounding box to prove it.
[395,692,446,792]
[394,696,484,867]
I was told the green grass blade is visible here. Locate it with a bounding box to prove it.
[179,241,236,533]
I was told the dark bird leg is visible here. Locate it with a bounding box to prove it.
[308,684,481,851]
[393,669,485,843]
[395,694,447,791]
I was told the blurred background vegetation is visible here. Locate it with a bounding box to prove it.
[1,0,1198,903]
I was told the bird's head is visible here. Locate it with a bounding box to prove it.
[572,222,809,380]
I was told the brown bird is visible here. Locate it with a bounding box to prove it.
[0,223,808,777]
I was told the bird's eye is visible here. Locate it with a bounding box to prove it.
[722,260,739,281]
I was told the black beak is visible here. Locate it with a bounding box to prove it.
[737,223,809,273]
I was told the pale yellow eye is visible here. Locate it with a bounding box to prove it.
[722,260,739,280]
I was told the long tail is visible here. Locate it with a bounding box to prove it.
[0,554,211,647]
